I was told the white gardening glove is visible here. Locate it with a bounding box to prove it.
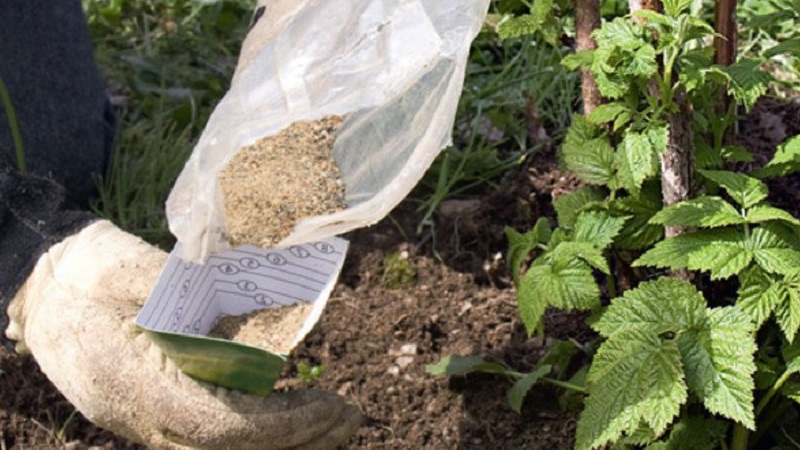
[5,220,360,450]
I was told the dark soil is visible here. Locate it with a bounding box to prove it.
[2,97,799,449]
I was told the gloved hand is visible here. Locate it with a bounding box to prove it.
[5,220,360,450]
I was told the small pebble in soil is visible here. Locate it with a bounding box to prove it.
[208,303,314,354]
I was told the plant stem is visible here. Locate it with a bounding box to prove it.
[0,74,25,171]
[755,369,793,417]
[730,423,749,450]
[541,376,587,393]
[574,0,603,115]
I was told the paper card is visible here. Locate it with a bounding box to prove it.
[136,237,349,351]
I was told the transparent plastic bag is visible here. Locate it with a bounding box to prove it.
[167,0,490,262]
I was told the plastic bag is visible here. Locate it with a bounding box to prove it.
[167,0,491,262]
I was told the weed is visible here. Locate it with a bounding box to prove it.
[381,252,417,290]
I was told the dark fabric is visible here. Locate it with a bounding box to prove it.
[0,0,115,208]
[0,1,114,346]
[0,164,97,347]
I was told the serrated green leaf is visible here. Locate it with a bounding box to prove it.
[506,218,552,286]
[632,9,674,26]
[663,0,693,16]
[688,243,751,280]
[593,65,630,99]
[562,50,594,70]
[614,110,633,131]
[707,60,772,110]
[634,228,742,270]
[426,355,509,376]
[587,102,630,125]
[593,278,707,338]
[497,14,541,40]
[777,287,800,342]
[746,205,800,225]
[644,416,729,450]
[679,48,713,93]
[677,307,756,429]
[552,241,611,274]
[764,37,800,58]
[737,267,785,327]
[646,123,669,153]
[593,18,646,50]
[508,364,553,413]
[699,170,768,208]
[781,380,800,404]
[753,248,800,275]
[561,115,617,186]
[650,196,744,228]
[695,139,723,170]
[752,135,800,178]
[626,44,658,77]
[611,184,664,250]
[617,130,657,195]
[573,210,630,248]
[553,186,607,229]
[576,331,687,450]
[720,145,754,163]
[518,260,600,335]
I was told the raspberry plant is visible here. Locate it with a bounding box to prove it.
[429,0,800,448]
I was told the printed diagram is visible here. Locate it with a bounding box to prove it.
[136,238,349,336]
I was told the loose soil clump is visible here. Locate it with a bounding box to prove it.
[208,302,313,354]
[218,116,346,247]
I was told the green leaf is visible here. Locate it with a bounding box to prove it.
[687,243,751,280]
[634,228,741,271]
[764,37,800,58]
[707,59,772,110]
[561,115,617,186]
[650,196,744,228]
[553,186,606,229]
[646,123,669,154]
[663,0,693,16]
[575,330,687,450]
[508,364,553,413]
[737,267,784,327]
[538,339,581,375]
[506,218,552,286]
[644,416,729,450]
[425,355,509,376]
[617,130,657,195]
[146,330,286,396]
[552,241,611,274]
[748,226,800,275]
[587,102,630,125]
[497,14,542,40]
[594,278,707,338]
[720,145,754,163]
[752,135,800,178]
[593,18,646,50]
[745,205,800,226]
[573,210,629,248]
[626,44,658,78]
[699,170,768,208]
[562,50,594,70]
[776,286,800,342]
[593,278,756,432]
[677,307,756,429]
[611,184,664,250]
[518,260,600,335]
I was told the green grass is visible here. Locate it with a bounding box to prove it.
[85,0,253,246]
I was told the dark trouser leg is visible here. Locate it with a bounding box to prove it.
[0,0,115,207]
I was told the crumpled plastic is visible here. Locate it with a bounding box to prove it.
[167,0,491,262]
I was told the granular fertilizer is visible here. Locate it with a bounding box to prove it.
[208,303,314,354]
